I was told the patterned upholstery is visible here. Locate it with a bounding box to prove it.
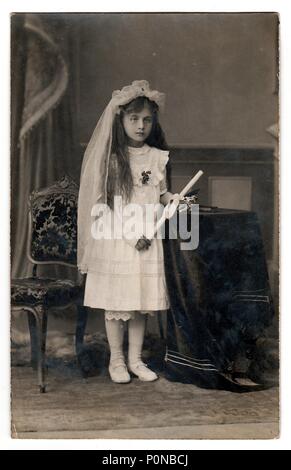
[11,175,83,392]
[11,278,82,307]
[29,177,78,264]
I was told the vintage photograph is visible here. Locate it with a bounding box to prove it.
[11,12,279,439]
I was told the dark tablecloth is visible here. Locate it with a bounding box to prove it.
[163,208,274,391]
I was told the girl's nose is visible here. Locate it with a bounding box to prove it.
[138,119,144,129]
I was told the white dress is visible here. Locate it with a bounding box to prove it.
[83,144,170,319]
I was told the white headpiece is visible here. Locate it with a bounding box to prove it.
[77,80,166,272]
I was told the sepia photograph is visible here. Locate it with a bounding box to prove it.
[10,11,279,440]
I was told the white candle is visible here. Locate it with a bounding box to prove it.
[148,170,204,240]
[179,170,204,198]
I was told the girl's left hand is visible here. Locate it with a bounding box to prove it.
[165,193,184,218]
[135,236,151,251]
[169,193,182,205]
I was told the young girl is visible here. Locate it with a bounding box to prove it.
[78,80,179,384]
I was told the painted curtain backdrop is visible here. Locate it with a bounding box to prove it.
[11,14,79,279]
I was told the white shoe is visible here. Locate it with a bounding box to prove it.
[109,360,131,384]
[128,361,158,382]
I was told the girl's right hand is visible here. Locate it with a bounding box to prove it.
[135,236,151,251]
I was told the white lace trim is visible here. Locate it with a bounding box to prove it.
[128,144,151,155]
[105,310,155,321]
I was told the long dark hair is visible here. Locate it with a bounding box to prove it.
[107,96,169,209]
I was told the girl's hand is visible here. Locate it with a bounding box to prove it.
[170,193,185,205]
[160,192,183,207]
[135,236,151,251]
[165,193,185,218]
[169,193,181,204]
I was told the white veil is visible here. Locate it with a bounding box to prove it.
[77,80,166,273]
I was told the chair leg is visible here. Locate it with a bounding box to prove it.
[75,305,88,356]
[27,311,38,370]
[33,305,48,393]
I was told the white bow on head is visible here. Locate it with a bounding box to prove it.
[111,80,166,114]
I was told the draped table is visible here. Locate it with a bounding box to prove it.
[163,207,274,391]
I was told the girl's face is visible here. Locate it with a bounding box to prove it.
[122,105,153,147]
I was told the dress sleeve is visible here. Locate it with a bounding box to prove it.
[158,150,169,196]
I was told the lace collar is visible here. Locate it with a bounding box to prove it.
[128,144,151,156]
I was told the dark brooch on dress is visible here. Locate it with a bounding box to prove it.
[141,170,151,184]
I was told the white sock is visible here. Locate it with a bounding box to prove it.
[105,318,126,365]
[128,312,146,366]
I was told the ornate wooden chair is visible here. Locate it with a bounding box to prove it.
[11,175,85,392]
